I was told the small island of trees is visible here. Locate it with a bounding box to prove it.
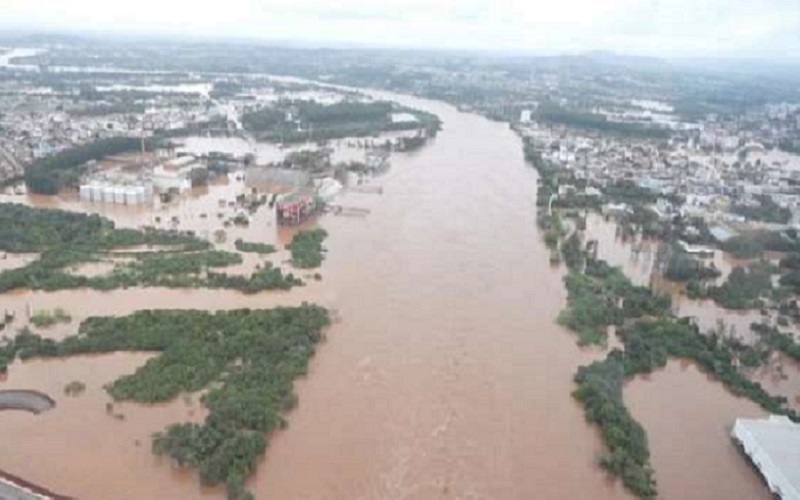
[288,228,328,269]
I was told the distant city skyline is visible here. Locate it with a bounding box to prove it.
[3,0,800,59]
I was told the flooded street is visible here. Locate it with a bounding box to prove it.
[583,213,772,341]
[0,89,778,499]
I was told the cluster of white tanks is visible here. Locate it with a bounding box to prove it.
[79,181,153,205]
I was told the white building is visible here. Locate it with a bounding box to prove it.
[151,155,202,193]
[731,415,800,500]
[152,167,192,193]
[79,181,152,205]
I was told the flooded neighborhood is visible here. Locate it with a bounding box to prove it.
[3,17,800,500]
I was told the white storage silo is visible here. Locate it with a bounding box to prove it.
[102,184,115,203]
[113,186,126,205]
[89,183,103,202]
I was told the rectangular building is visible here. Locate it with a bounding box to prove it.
[731,415,800,500]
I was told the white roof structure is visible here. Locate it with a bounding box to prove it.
[731,415,800,500]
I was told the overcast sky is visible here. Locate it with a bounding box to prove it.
[3,0,800,58]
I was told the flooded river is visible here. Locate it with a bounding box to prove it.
[0,89,776,499]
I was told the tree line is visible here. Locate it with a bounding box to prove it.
[0,203,302,294]
[25,137,142,194]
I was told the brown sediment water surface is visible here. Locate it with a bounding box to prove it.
[625,361,770,500]
[0,89,774,499]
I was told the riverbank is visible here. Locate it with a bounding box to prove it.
[525,134,800,499]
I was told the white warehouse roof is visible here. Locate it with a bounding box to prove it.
[731,415,800,500]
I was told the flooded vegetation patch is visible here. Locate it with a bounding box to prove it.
[559,259,671,346]
[234,239,276,254]
[65,259,121,278]
[721,230,800,260]
[691,262,775,310]
[0,203,301,293]
[0,389,56,414]
[30,308,72,328]
[0,252,40,273]
[574,310,800,499]
[663,250,721,283]
[288,228,328,269]
[63,380,86,397]
[1,305,329,499]
[242,100,441,143]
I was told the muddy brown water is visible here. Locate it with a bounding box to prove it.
[583,213,777,342]
[0,90,774,499]
[625,361,770,500]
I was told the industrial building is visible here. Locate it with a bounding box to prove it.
[78,154,205,204]
[731,415,800,499]
[152,155,205,193]
[79,180,153,205]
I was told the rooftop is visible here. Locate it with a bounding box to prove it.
[731,415,800,500]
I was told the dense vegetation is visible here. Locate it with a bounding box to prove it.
[288,229,328,269]
[234,239,277,254]
[5,306,330,499]
[0,203,301,293]
[558,259,671,345]
[242,100,441,143]
[721,230,800,258]
[698,263,774,310]
[663,251,720,282]
[573,351,655,498]
[0,203,203,253]
[731,195,792,224]
[535,101,671,139]
[24,137,142,194]
[751,323,800,363]
[30,308,71,328]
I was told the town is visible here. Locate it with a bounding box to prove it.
[2,34,800,500]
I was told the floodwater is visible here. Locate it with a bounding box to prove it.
[584,213,773,341]
[0,354,220,499]
[0,88,774,499]
[749,352,800,411]
[625,361,770,500]
[175,134,414,164]
[247,92,630,499]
